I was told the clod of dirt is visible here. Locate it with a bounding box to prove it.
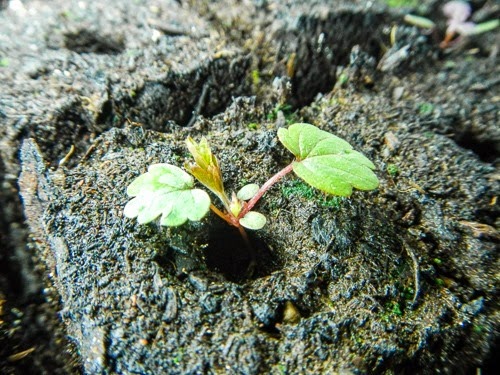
[2,0,499,373]
[19,82,498,372]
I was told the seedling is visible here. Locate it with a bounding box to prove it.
[440,1,499,48]
[418,102,434,116]
[404,1,499,48]
[386,163,400,177]
[124,123,379,243]
[267,103,296,123]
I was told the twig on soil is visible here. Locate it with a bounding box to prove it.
[404,245,420,307]
[58,144,75,167]
[7,347,36,362]
[186,82,209,128]
[80,142,98,162]
[147,19,204,37]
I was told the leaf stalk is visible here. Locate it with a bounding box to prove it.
[237,163,294,220]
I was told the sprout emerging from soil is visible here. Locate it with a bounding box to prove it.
[124,123,379,233]
[403,1,499,48]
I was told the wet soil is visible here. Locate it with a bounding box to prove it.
[1,0,499,374]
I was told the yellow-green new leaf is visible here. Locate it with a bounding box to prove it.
[185,137,227,203]
[278,123,379,196]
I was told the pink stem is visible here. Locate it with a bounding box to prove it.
[210,204,238,227]
[237,163,294,220]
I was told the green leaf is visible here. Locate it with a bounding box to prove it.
[470,19,499,35]
[127,164,193,196]
[278,123,379,196]
[239,211,267,230]
[124,163,211,226]
[236,183,259,201]
[404,14,436,29]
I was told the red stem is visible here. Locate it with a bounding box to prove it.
[210,204,238,227]
[237,163,294,220]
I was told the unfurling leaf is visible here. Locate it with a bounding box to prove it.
[185,137,228,204]
[278,123,379,196]
[229,193,243,217]
[124,163,210,226]
[239,211,267,230]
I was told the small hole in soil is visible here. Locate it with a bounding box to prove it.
[64,29,125,55]
[455,131,498,163]
[258,323,282,337]
[205,224,278,282]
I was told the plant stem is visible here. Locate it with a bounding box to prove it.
[238,225,256,275]
[210,204,235,226]
[237,163,294,220]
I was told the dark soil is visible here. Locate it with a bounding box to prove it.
[1,0,499,374]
